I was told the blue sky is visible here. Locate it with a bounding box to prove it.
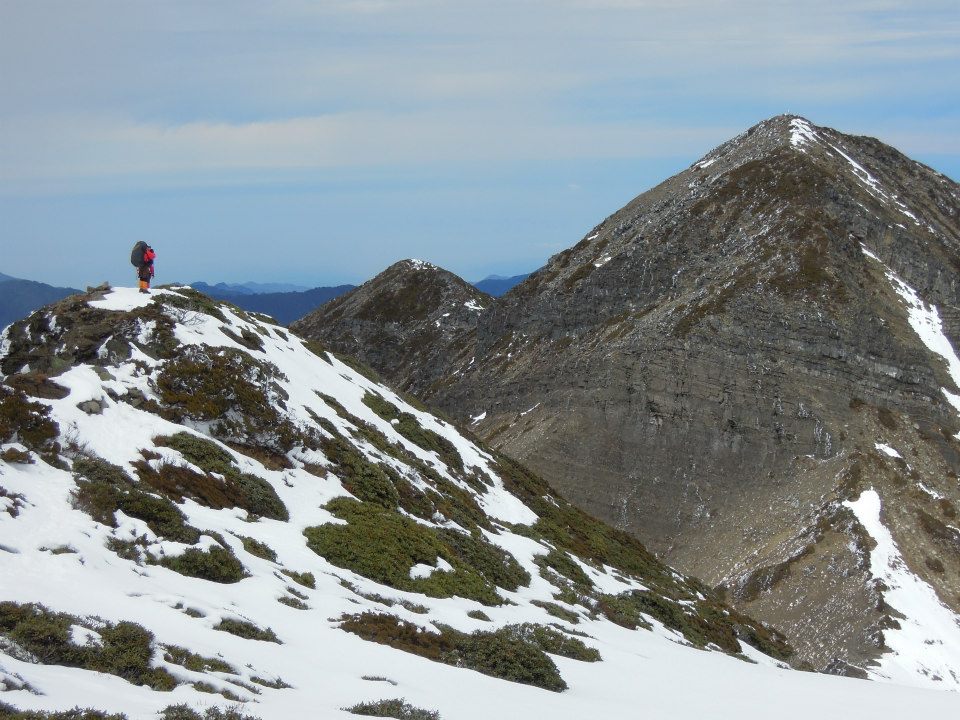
[1,0,958,289]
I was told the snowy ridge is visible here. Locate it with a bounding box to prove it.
[0,287,959,718]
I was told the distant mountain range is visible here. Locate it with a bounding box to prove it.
[473,272,532,296]
[188,272,533,326]
[189,283,357,325]
[0,269,531,333]
[0,273,80,330]
[191,280,311,295]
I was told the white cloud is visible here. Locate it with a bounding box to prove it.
[0,0,956,191]
[0,110,736,190]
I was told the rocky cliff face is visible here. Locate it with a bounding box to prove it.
[295,116,960,680]
[292,259,489,394]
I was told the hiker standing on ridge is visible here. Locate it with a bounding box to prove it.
[130,241,156,294]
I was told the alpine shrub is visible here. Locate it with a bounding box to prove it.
[214,619,280,643]
[0,704,128,719]
[158,706,262,720]
[280,568,316,589]
[362,393,463,473]
[344,698,441,719]
[72,456,200,544]
[0,602,176,691]
[304,499,501,605]
[156,545,247,584]
[0,385,61,458]
[339,613,569,692]
[239,535,278,562]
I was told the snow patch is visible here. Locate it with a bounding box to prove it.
[875,443,902,459]
[87,287,178,312]
[407,259,437,271]
[520,403,541,417]
[843,489,960,691]
[862,245,960,416]
[69,625,102,648]
[918,483,944,501]
[409,557,454,580]
[789,118,819,149]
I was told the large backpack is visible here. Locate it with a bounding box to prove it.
[130,241,148,268]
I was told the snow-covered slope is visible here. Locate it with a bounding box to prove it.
[0,286,958,719]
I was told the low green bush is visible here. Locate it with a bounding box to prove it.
[455,626,567,692]
[156,545,247,584]
[280,568,316,589]
[437,528,530,592]
[362,393,464,474]
[134,454,287,522]
[214,619,280,643]
[0,704,127,719]
[339,612,568,692]
[72,456,200,544]
[161,289,229,322]
[536,548,593,589]
[277,596,309,610]
[593,589,791,659]
[155,346,300,457]
[155,433,235,476]
[249,675,291,689]
[500,623,600,662]
[0,602,175,691]
[220,326,265,352]
[305,499,500,605]
[239,536,277,562]
[594,593,653,630]
[158,704,261,720]
[530,600,580,624]
[0,385,61,457]
[162,645,235,674]
[344,698,441,719]
[320,433,399,509]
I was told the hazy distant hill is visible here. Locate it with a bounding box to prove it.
[190,282,356,324]
[473,273,532,296]
[0,274,79,329]
[191,280,310,296]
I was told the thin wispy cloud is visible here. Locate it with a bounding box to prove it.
[0,0,957,285]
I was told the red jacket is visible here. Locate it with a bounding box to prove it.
[143,248,156,276]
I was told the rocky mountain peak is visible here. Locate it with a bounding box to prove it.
[291,259,491,393]
[293,116,960,683]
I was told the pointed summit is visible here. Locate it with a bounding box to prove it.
[292,259,490,393]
